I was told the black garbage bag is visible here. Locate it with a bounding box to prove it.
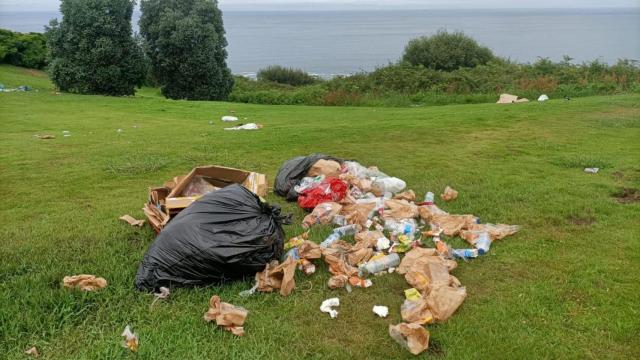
[274,153,342,201]
[135,184,291,291]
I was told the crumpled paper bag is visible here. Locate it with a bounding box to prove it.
[393,190,416,202]
[401,299,434,325]
[298,240,322,260]
[384,199,419,220]
[426,285,467,322]
[389,323,430,355]
[341,203,376,228]
[256,257,297,296]
[203,295,248,336]
[460,223,520,243]
[63,275,107,291]
[440,186,458,201]
[327,274,349,289]
[397,247,438,274]
[417,204,449,222]
[307,159,342,178]
[430,214,478,237]
[322,248,359,277]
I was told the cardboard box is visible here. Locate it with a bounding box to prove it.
[144,165,268,233]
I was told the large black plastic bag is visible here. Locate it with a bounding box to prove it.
[274,153,342,201]
[135,184,290,291]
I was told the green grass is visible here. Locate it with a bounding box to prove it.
[1,64,639,359]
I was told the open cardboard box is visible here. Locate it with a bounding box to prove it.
[144,165,268,233]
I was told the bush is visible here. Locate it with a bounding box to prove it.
[140,0,234,101]
[45,0,146,96]
[0,29,47,69]
[403,30,494,71]
[257,65,318,86]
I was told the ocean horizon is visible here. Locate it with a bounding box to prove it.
[1,8,639,77]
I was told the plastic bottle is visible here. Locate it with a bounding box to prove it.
[384,219,417,237]
[332,215,347,227]
[424,191,435,204]
[358,253,401,277]
[320,224,361,248]
[475,232,491,255]
[452,249,479,259]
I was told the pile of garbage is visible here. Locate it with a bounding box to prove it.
[264,154,520,354]
[123,155,518,354]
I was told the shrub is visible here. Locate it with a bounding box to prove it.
[45,0,146,96]
[140,0,234,100]
[257,65,318,86]
[0,29,47,69]
[402,30,494,71]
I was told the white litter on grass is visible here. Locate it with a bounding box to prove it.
[221,116,239,122]
[372,305,389,318]
[320,297,340,319]
[121,325,139,352]
[224,123,262,131]
[584,167,599,174]
[538,94,549,102]
[117,128,123,133]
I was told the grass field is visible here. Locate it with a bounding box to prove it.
[1,64,639,359]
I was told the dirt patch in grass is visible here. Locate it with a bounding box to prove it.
[611,171,625,181]
[568,215,596,226]
[613,188,640,204]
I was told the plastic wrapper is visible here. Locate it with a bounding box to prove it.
[389,323,430,355]
[302,202,342,228]
[203,295,248,336]
[182,175,219,197]
[297,178,348,210]
[135,185,289,291]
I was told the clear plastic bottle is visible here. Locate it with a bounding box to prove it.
[358,253,401,277]
[424,191,435,204]
[384,219,417,236]
[320,224,361,248]
[452,249,479,259]
[475,232,491,255]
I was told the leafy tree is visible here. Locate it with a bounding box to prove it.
[0,29,47,69]
[403,30,494,71]
[45,0,146,95]
[139,0,234,100]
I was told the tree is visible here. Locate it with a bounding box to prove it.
[403,30,494,72]
[139,0,234,100]
[0,30,47,69]
[45,0,146,95]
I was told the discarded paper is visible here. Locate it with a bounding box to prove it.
[63,275,107,291]
[203,295,248,336]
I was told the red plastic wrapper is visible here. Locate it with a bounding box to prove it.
[297,177,348,209]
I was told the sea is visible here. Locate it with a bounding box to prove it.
[1,8,639,78]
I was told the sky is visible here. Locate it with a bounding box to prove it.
[0,0,638,12]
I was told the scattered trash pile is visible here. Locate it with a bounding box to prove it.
[0,84,32,92]
[497,93,550,104]
[142,165,267,232]
[260,154,521,354]
[101,155,518,355]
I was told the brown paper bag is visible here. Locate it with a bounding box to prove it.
[203,295,248,336]
[389,323,430,355]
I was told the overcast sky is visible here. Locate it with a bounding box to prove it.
[1,0,638,12]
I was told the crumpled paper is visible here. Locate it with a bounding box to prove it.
[341,203,376,228]
[203,295,248,336]
[393,190,416,202]
[396,247,439,274]
[389,323,430,355]
[384,199,419,220]
[460,223,520,243]
[426,285,467,322]
[401,299,434,325]
[417,204,449,222]
[256,257,297,296]
[298,240,322,260]
[440,186,458,201]
[25,346,40,358]
[308,159,342,178]
[430,214,478,237]
[320,297,340,318]
[63,275,107,291]
[372,305,389,318]
[328,274,349,289]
